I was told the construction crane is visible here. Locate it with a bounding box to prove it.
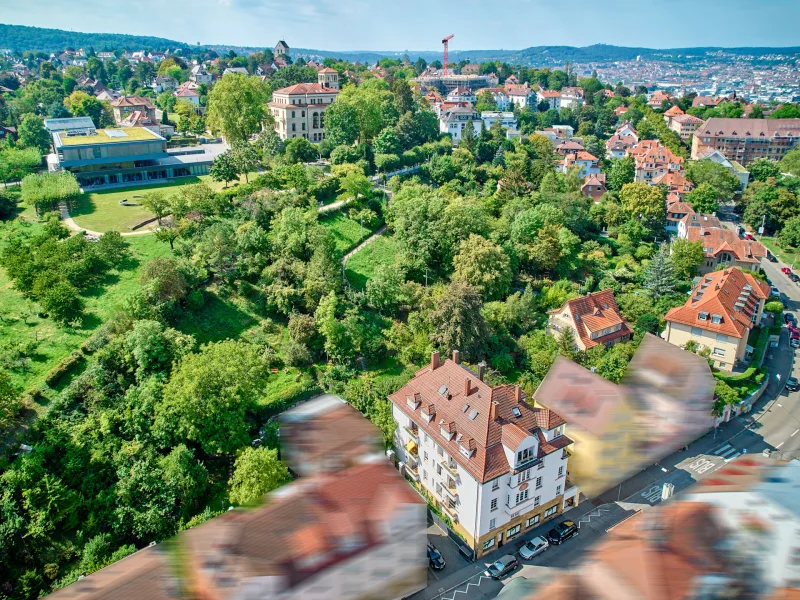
[442,34,454,76]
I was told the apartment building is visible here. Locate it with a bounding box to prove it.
[447,86,476,104]
[558,150,601,179]
[628,139,685,182]
[478,87,510,110]
[481,111,517,131]
[109,95,156,124]
[664,267,770,371]
[605,134,637,159]
[535,89,562,110]
[678,214,767,274]
[390,352,578,558]
[671,114,705,141]
[652,169,693,199]
[691,118,800,165]
[666,199,695,233]
[269,80,339,142]
[439,106,482,142]
[547,289,633,351]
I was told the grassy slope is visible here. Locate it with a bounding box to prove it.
[319,211,377,254]
[761,237,800,267]
[344,234,401,290]
[0,224,169,395]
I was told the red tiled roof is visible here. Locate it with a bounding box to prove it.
[665,267,770,338]
[389,357,569,482]
[549,290,634,349]
[273,82,339,95]
[664,105,685,117]
[110,95,155,108]
[685,226,767,264]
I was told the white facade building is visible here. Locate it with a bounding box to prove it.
[439,106,482,143]
[390,352,578,557]
[481,111,518,131]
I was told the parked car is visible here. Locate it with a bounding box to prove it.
[546,520,578,546]
[770,286,781,297]
[791,274,800,283]
[768,252,778,263]
[485,554,519,579]
[786,377,799,392]
[744,232,755,240]
[519,536,549,560]
[791,338,800,349]
[427,543,446,570]
[785,313,795,324]
[782,267,792,275]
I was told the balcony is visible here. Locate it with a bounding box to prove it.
[440,460,459,477]
[443,479,458,500]
[405,440,418,457]
[562,448,572,459]
[405,463,420,482]
[440,501,458,521]
[403,425,419,442]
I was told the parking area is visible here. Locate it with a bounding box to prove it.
[426,522,471,584]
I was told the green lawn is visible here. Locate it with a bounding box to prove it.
[0,227,170,396]
[345,234,401,290]
[319,212,378,254]
[71,179,208,232]
[174,288,261,345]
[762,237,800,267]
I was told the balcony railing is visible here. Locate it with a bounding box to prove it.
[443,480,458,500]
[440,460,459,477]
[405,464,420,481]
[440,501,458,521]
[404,426,419,442]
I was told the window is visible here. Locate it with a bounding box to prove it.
[437,445,444,457]
[490,498,497,511]
[535,477,543,489]
[711,314,722,324]
[538,461,545,470]
[422,470,427,480]
[526,515,540,528]
[713,347,725,357]
[716,333,728,343]
[424,451,429,462]
[483,538,495,550]
[691,327,703,336]
[302,123,306,131]
[515,489,529,504]
[534,496,541,507]
[437,465,442,476]
[544,506,557,518]
[558,466,564,478]
[556,485,562,495]
[507,524,521,538]
[291,111,295,118]
[519,469,531,484]
[517,448,533,463]
[492,479,500,491]
[489,518,496,530]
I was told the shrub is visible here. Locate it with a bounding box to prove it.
[44,351,85,387]
[21,171,81,215]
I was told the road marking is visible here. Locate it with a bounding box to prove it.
[640,485,663,504]
[687,458,716,474]
[713,444,733,456]
[777,442,785,448]
[441,575,491,600]
[792,429,799,437]
[724,452,741,463]
[777,403,783,407]
[576,506,610,528]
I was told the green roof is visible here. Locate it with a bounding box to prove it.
[730,160,747,173]
[57,127,161,146]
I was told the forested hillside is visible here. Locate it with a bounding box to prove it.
[0,23,187,53]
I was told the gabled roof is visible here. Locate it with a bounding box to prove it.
[664,105,685,117]
[272,82,339,95]
[665,267,770,338]
[388,357,569,482]
[582,173,607,189]
[652,169,692,189]
[549,289,633,349]
[685,225,767,264]
[698,117,800,139]
[110,95,155,109]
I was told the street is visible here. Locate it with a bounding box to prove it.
[411,214,800,600]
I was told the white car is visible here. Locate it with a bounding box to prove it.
[519,536,549,560]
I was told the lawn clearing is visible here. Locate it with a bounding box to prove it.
[0,225,170,397]
[319,211,380,254]
[70,178,209,232]
[761,237,800,267]
[345,234,401,290]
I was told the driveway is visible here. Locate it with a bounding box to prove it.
[426,522,470,586]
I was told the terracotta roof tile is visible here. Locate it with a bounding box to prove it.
[549,290,633,349]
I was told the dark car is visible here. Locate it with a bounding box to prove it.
[427,543,446,570]
[791,274,800,283]
[787,377,799,392]
[768,252,778,263]
[485,554,519,579]
[785,313,795,324]
[546,520,578,545]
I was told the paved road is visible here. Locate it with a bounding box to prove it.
[413,235,800,600]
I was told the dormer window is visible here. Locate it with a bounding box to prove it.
[517,447,534,463]
[711,314,722,324]
[407,395,420,410]
[421,406,434,422]
[698,312,709,321]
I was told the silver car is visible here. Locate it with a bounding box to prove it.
[519,536,549,559]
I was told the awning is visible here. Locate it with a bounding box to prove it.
[405,440,418,453]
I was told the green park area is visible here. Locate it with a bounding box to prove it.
[345,234,401,290]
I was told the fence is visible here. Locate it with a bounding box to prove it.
[368,164,422,183]
[428,509,475,562]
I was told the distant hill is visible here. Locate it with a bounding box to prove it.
[3,23,800,66]
[0,23,190,53]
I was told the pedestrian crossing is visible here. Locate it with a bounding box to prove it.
[712,443,741,462]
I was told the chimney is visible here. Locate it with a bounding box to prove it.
[431,351,440,371]
[452,350,461,364]
[478,362,486,382]
[464,378,471,397]
[514,385,523,404]
[489,401,498,422]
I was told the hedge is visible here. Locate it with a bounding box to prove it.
[44,351,85,387]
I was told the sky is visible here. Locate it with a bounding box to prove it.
[2,0,800,52]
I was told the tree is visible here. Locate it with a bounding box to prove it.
[474,89,497,113]
[0,371,22,431]
[209,151,240,188]
[451,234,512,301]
[780,149,800,177]
[779,216,800,248]
[427,281,490,362]
[256,128,285,159]
[642,244,677,300]
[40,280,83,323]
[323,101,360,146]
[620,181,665,225]
[685,183,719,214]
[63,91,114,127]
[0,188,17,219]
[460,119,476,153]
[17,113,51,154]
[749,158,781,182]
[156,90,177,113]
[713,380,740,417]
[765,300,784,318]
[391,78,414,114]
[686,159,740,200]
[206,74,271,142]
[230,141,260,182]
[228,447,290,506]
[140,190,170,224]
[0,147,42,183]
[607,156,635,191]
[670,238,704,278]
[366,263,406,315]
[155,340,267,455]
[284,137,317,164]
[373,128,402,155]
[337,170,372,204]
[154,221,182,250]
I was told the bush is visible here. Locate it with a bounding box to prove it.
[21,171,81,215]
[44,351,85,387]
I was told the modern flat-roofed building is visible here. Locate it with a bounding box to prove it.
[692,118,800,165]
[390,351,578,557]
[48,126,219,188]
[481,111,517,131]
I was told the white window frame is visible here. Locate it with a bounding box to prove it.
[526,515,540,528]
[507,524,521,538]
